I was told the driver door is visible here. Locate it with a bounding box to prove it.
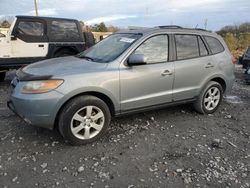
[120,34,174,111]
[10,19,48,58]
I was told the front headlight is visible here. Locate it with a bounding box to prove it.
[22,80,64,94]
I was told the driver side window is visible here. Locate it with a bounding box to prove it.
[17,21,44,37]
[133,35,169,64]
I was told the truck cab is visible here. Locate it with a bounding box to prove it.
[0,16,87,81]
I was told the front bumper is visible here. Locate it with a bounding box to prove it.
[7,81,64,130]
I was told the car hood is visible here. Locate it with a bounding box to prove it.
[22,56,108,77]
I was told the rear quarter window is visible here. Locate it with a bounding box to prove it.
[204,36,224,54]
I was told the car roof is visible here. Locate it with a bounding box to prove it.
[117,26,218,37]
[16,15,78,22]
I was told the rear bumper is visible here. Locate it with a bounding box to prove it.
[225,74,235,95]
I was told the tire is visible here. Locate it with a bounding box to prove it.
[83,32,95,48]
[58,95,111,145]
[194,81,223,114]
[54,49,76,58]
[0,72,6,82]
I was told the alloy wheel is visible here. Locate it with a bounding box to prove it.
[203,87,221,111]
[70,106,105,140]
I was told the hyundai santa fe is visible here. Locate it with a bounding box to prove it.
[7,26,235,145]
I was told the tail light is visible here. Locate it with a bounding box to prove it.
[231,54,237,64]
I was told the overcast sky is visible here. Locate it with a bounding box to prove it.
[0,0,249,30]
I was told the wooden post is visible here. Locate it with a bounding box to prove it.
[34,0,38,16]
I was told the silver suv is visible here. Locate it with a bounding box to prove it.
[8,26,235,145]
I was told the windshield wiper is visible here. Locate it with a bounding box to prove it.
[77,55,94,61]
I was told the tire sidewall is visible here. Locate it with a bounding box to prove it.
[201,82,223,114]
[54,49,74,58]
[59,96,111,145]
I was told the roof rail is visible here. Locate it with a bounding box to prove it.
[194,28,208,32]
[157,25,183,29]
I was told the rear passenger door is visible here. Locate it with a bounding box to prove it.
[173,34,214,101]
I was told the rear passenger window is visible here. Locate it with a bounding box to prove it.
[198,37,208,56]
[204,36,224,54]
[133,35,168,64]
[175,35,199,60]
[50,20,80,42]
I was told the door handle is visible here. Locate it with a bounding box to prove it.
[161,70,173,76]
[205,63,214,68]
[38,44,44,47]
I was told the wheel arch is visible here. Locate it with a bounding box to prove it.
[210,77,226,92]
[200,74,227,95]
[53,46,78,56]
[53,91,116,130]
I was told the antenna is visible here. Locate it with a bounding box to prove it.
[204,19,208,30]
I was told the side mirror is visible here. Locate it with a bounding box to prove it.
[127,54,147,66]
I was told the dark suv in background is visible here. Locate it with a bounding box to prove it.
[239,46,250,83]
[239,46,250,69]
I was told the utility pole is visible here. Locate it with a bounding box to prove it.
[34,0,38,16]
[204,19,208,30]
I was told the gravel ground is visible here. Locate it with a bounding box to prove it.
[0,66,249,188]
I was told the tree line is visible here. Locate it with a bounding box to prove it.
[217,22,250,57]
[0,19,119,32]
[0,20,11,28]
[1,19,249,57]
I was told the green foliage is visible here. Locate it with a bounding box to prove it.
[92,22,108,32]
[217,22,250,37]
[224,33,238,51]
[0,20,11,28]
[217,22,250,58]
[91,22,120,32]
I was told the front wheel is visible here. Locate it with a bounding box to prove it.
[194,81,223,114]
[58,95,111,145]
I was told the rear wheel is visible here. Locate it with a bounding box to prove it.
[58,95,111,145]
[0,72,6,82]
[194,81,223,114]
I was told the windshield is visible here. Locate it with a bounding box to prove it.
[77,33,141,63]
